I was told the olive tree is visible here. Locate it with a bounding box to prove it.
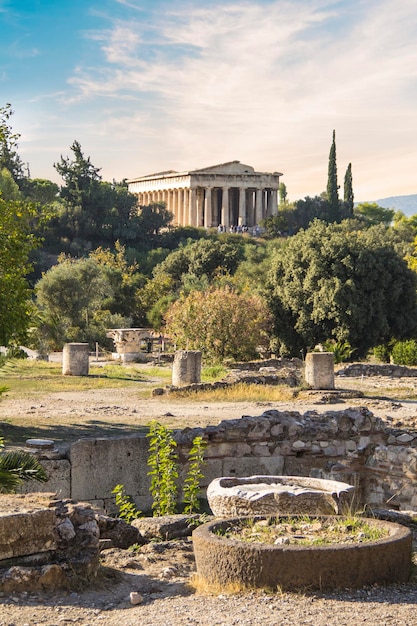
[267,220,417,356]
[164,287,272,362]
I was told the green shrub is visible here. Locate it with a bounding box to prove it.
[321,340,355,364]
[373,344,391,363]
[391,340,417,366]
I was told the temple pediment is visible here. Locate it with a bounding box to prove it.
[191,161,255,175]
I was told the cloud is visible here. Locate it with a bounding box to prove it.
[53,1,417,196]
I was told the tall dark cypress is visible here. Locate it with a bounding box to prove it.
[343,162,354,216]
[327,129,339,219]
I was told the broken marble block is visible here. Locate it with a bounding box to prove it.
[207,475,355,517]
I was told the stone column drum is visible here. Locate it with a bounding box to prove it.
[172,350,201,386]
[62,343,89,376]
[305,352,334,389]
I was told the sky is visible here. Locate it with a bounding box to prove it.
[1,0,417,202]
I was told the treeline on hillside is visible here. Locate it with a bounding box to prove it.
[3,104,417,364]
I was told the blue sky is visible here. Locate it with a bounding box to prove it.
[1,0,417,201]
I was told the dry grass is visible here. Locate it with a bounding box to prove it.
[169,382,299,403]
[188,573,250,596]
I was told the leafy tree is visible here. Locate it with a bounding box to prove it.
[153,237,245,289]
[53,141,174,252]
[0,103,25,186]
[294,195,333,229]
[23,178,59,204]
[0,167,21,201]
[326,130,339,220]
[231,240,279,295]
[343,163,354,216]
[138,237,247,329]
[278,182,287,204]
[0,196,40,345]
[164,286,272,362]
[263,196,338,237]
[267,220,417,356]
[89,241,145,324]
[137,202,173,240]
[55,140,102,207]
[34,256,124,347]
[354,202,395,226]
[392,211,417,242]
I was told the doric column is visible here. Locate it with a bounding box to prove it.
[238,187,246,226]
[183,188,190,226]
[189,188,197,226]
[271,189,278,215]
[177,189,182,225]
[172,189,178,225]
[221,187,230,228]
[166,189,172,220]
[255,188,263,225]
[196,188,204,227]
[204,187,212,228]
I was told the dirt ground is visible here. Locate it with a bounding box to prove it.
[1,372,417,447]
[1,373,417,624]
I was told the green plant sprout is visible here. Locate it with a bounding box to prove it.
[111,484,141,522]
[147,420,179,516]
[113,425,208,519]
[183,435,207,514]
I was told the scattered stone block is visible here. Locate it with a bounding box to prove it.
[207,475,355,517]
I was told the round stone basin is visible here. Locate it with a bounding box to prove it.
[207,475,355,517]
[192,515,412,591]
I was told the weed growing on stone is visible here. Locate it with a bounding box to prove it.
[111,484,141,522]
[113,423,208,518]
[147,420,179,516]
[183,435,207,514]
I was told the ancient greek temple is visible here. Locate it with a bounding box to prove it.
[127,161,283,228]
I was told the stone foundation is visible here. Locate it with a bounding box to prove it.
[0,494,100,592]
[21,406,417,515]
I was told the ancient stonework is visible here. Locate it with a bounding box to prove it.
[0,494,101,592]
[207,475,355,517]
[128,161,282,229]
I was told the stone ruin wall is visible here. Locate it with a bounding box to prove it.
[23,406,417,515]
[0,494,101,592]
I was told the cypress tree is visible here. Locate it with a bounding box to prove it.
[326,129,339,220]
[343,162,354,216]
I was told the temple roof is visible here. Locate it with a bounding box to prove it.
[128,161,282,183]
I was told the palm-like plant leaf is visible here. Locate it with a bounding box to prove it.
[0,450,47,494]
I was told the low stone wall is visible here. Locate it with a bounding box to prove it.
[23,407,417,515]
[338,363,417,377]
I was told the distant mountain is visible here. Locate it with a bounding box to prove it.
[375,194,417,217]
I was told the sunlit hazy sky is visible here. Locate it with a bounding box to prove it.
[1,0,417,201]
